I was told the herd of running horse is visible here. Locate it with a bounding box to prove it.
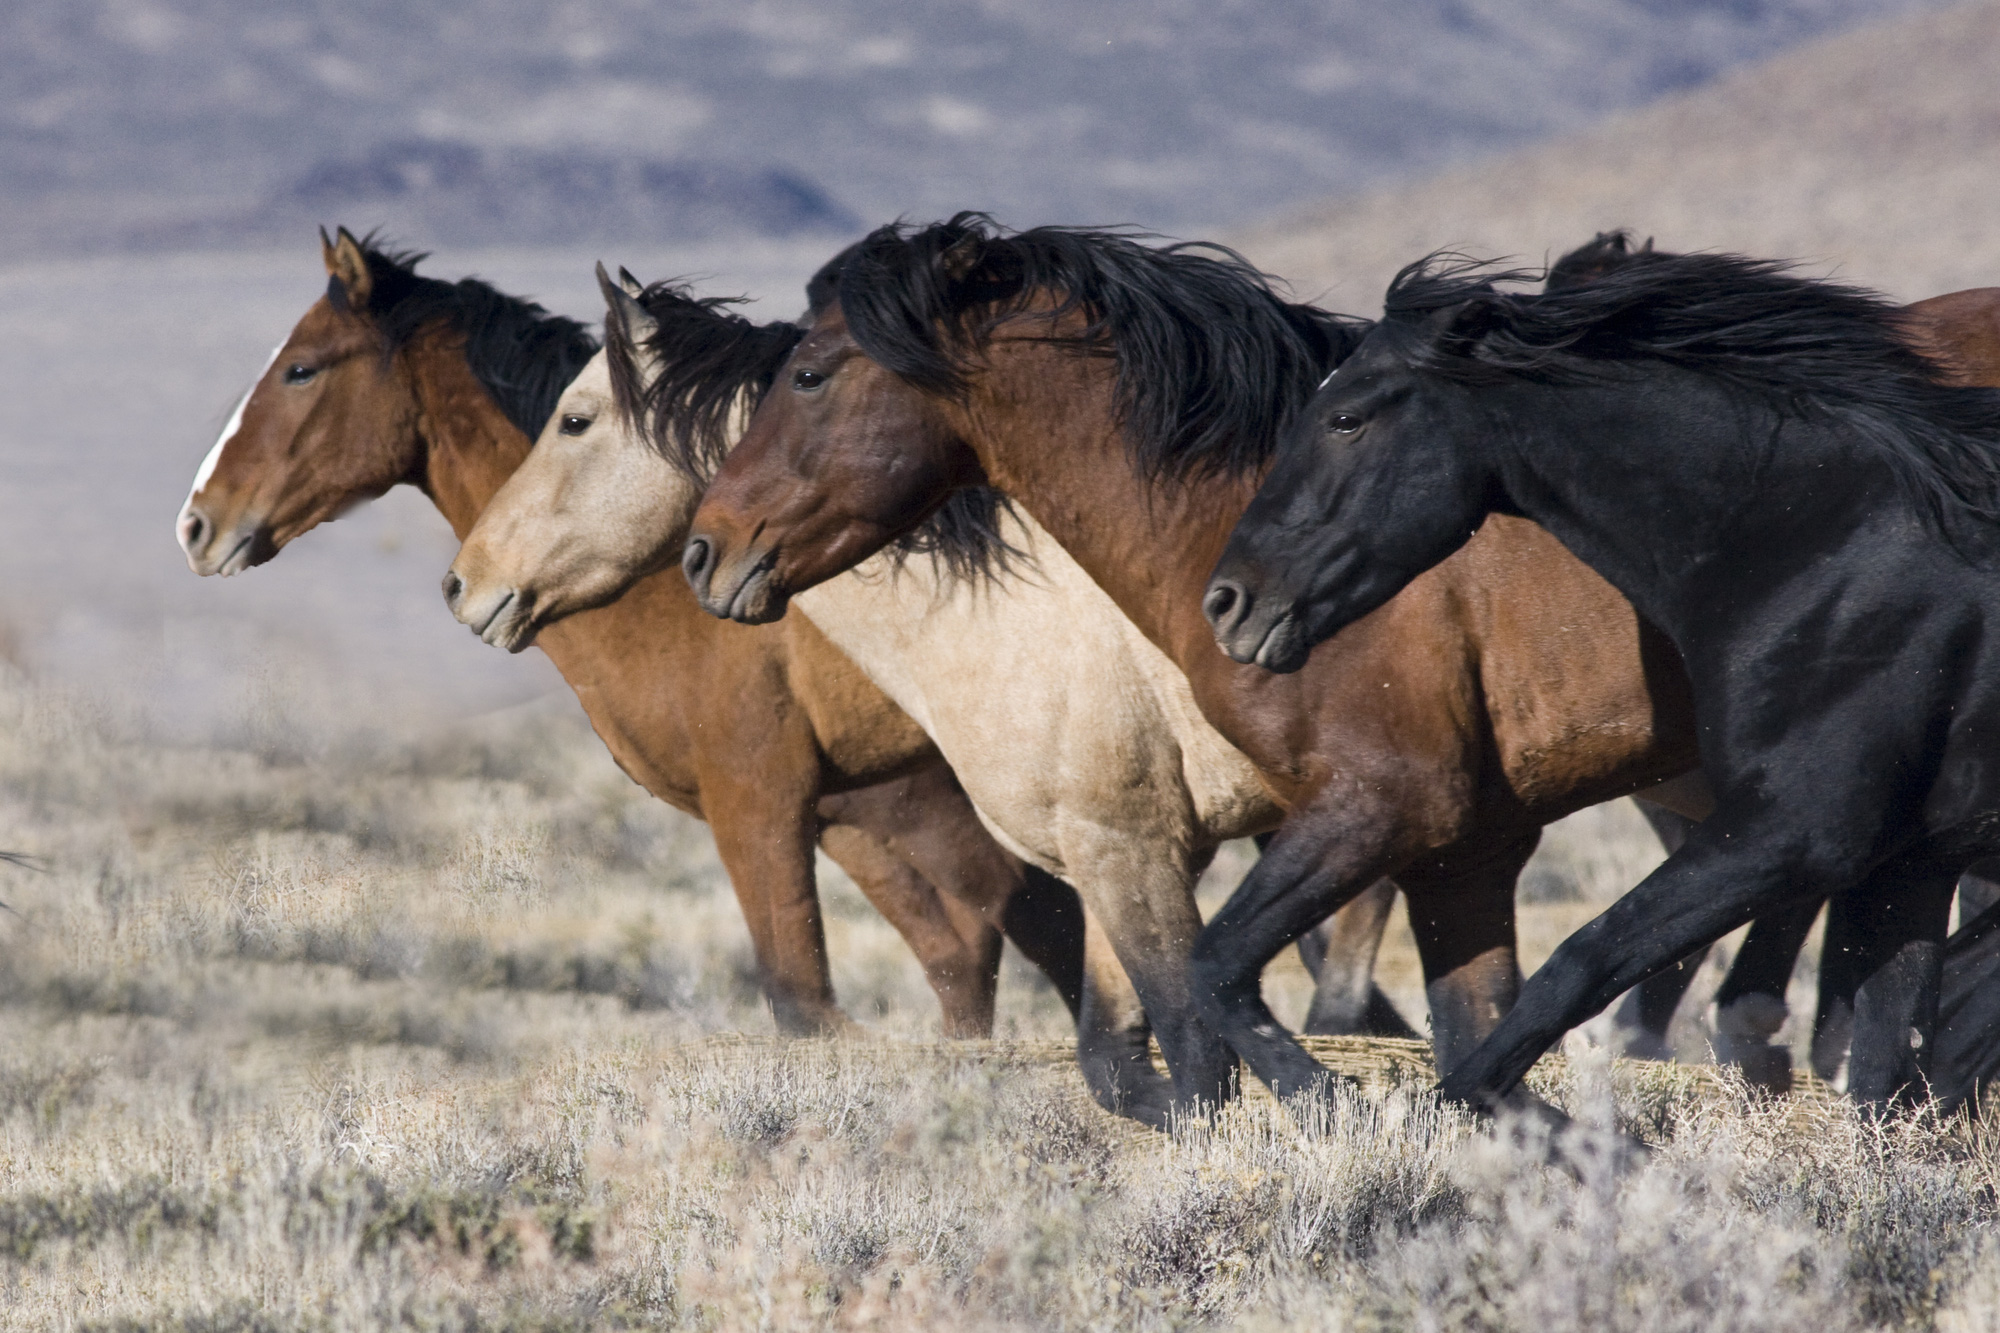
[173,218,2000,1131]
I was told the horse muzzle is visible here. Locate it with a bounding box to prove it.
[177,502,273,578]
[682,535,788,624]
[1203,577,1310,673]
[442,568,540,653]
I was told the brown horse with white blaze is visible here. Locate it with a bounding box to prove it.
[175,227,1089,1040]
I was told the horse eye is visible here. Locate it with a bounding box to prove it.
[283,364,317,386]
[792,368,825,391]
[559,414,591,436]
[1328,413,1364,434]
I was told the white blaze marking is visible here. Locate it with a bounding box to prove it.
[185,342,283,507]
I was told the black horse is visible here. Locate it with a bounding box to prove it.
[1206,248,2000,1111]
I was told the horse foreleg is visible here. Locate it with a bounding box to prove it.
[701,764,845,1036]
[1073,911,1176,1125]
[1437,810,1881,1113]
[1707,896,1824,1092]
[1931,865,2000,1106]
[1192,794,1405,1101]
[1614,798,1707,1055]
[1063,834,1238,1123]
[1397,832,1536,1080]
[1832,849,1957,1111]
[815,807,1001,1039]
[830,764,1087,1020]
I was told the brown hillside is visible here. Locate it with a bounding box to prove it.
[1236,0,2000,311]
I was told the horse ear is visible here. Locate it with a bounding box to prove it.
[596,261,659,347]
[939,233,983,282]
[322,226,373,312]
[616,266,645,298]
[1424,298,1501,355]
[1639,236,1656,253]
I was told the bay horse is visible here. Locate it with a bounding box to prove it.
[1208,250,2000,1111]
[174,227,1089,1043]
[442,265,1417,1125]
[679,215,2000,1110]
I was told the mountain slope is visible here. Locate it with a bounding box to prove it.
[1236,0,2000,309]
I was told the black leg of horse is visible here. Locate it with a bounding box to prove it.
[1838,850,1957,1111]
[1826,863,2000,1090]
[1709,896,1824,1091]
[1614,800,1705,1054]
[1398,834,1537,1080]
[1294,876,1421,1038]
[998,863,1089,1018]
[1193,797,1408,1100]
[1811,892,1867,1082]
[1436,815,1869,1114]
[1957,863,2000,926]
[1932,870,2000,1106]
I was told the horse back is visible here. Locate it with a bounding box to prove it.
[1904,288,2000,388]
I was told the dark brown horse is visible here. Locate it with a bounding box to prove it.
[174,227,1088,1041]
[680,216,2000,1106]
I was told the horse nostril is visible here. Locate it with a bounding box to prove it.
[440,570,464,611]
[682,536,712,585]
[1203,580,1246,632]
[178,509,207,552]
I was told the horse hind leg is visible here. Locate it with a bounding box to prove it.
[1295,876,1421,1039]
[1707,897,1823,1093]
[816,818,1001,1039]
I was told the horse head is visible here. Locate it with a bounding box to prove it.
[176,228,426,576]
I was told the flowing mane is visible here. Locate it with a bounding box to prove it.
[815,212,1370,483]
[608,280,805,481]
[614,277,1021,583]
[341,236,598,439]
[1383,250,2000,548]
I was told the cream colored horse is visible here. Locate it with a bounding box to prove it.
[445,271,1420,1121]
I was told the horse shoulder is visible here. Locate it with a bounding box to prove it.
[1458,516,1692,809]
[778,598,938,782]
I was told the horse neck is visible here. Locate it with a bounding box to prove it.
[963,347,1260,666]
[403,332,534,540]
[1506,377,1873,635]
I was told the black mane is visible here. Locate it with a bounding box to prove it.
[615,276,1023,584]
[609,280,804,481]
[814,212,1370,483]
[1383,250,2000,548]
[343,236,599,439]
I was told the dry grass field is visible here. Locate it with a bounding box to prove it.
[1,641,1997,1332]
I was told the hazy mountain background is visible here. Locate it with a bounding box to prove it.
[2,0,1947,256]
